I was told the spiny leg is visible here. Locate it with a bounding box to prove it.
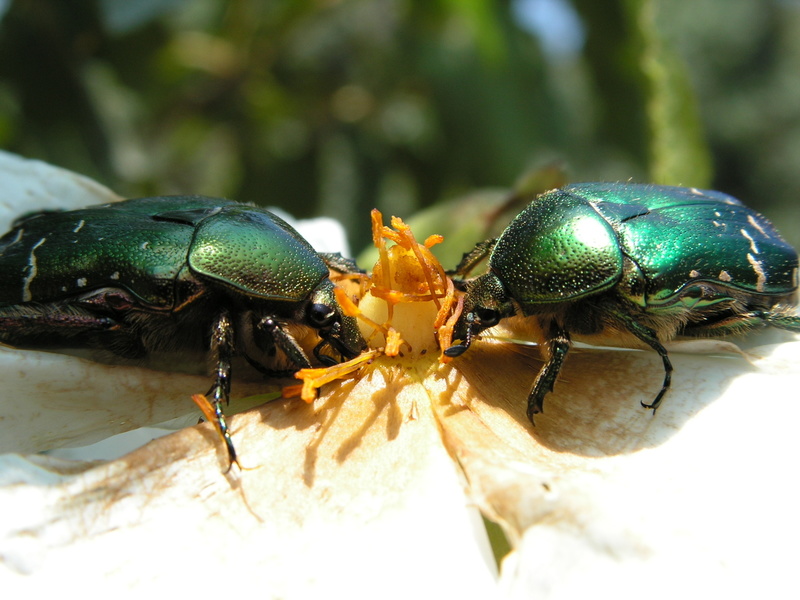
[527,322,571,422]
[0,302,147,359]
[681,309,800,337]
[763,312,800,332]
[0,304,119,344]
[319,252,364,275]
[447,238,497,278]
[206,310,239,469]
[619,315,673,413]
[206,315,314,468]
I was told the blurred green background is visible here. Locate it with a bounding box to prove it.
[0,0,798,253]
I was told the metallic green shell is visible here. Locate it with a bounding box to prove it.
[0,196,327,309]
[491,183,799,311]
[490,190,623,307]
[566,183,798,304]
[188,205,327,302]
[0,197,211,307]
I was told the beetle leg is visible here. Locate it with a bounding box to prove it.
[313,336,340,367]
[0,306,118,338]
[447,238,498,278]
[319,252,365,275]
[206,310,239,469]
[443,316,479,357]
[761,311,800,332]
[256,315,313,370]
[0,304,122,350]
[681,309,800,337]
[619,316,673,413]
[527,322,571,422]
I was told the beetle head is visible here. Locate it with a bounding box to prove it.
[444,271,515,357]
[307,280,367,363]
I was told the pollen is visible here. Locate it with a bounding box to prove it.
[288,210,461,400]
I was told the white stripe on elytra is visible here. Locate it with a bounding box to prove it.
[22,238,46,302]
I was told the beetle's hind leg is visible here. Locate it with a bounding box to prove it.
[618,314,673,413]
[681,306,800,337]
[762,311,800,333]
[0,303,124,348]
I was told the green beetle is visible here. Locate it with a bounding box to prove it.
[445,183,800,420]
[0,195,366,464]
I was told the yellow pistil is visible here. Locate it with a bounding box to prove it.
[289,209,462,399]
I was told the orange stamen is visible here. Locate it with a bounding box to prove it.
[293,350,381,402]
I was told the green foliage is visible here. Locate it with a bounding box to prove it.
[0,0,797,251]
[571,0,710,185]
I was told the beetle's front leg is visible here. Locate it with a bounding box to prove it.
[527,321,571,422]
[206,310,238,468]
[319,252,364,275]
[256,316,313,370]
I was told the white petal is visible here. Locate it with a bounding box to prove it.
[0,374,498,597]
[0,150,120,231]
[439,338,800,598]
